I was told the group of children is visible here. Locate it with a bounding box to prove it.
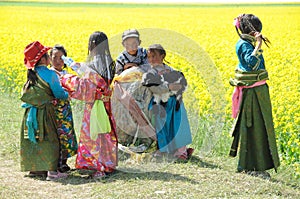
[20,13,280,181]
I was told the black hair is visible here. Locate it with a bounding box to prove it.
[87,31,115,83]
[88,31,109,54]
[147,47,171,64]
[50,44,67,57]
[236,14,270,47]
[26,69,38,86]
[35,53,48,67]
[148,48,166,57]
[239,14,262,34]
[27,53,48,86]
[50,44,67,68]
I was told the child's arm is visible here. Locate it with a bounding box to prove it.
[116,59,125,75]
[61,55,81,73]
[124,63,138,70]
[116,52,131,75]
[168,71,186,91]
[252,32,263,56]
[239,42,263,70]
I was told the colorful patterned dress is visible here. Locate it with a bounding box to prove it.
[50,68,78,168]
[61,71,117,173]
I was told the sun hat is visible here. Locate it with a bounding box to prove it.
[24,41,51,69]
[122,29,140,41]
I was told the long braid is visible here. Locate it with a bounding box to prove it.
[235,26,242,38]
[25,69,38,90]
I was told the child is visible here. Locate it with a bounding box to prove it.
[20,41,69,181]
[115,29,148,75]
[49,44,78,173]
[60,31,117,179]
[229,14,280,178]
[142,44,193,160]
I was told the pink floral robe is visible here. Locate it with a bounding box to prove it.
[61,72,117,173]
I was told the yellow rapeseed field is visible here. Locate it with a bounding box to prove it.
[0,2,299,177]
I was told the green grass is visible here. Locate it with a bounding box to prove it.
[0,92,299,199]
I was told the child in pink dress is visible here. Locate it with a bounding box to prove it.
[61,31,117,179]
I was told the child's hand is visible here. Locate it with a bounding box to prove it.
[61,55,74,66]
[169,83,182,91]
[254,32,262,43]
[124,63,137,70]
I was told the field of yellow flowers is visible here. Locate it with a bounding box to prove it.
[0,2,299,177]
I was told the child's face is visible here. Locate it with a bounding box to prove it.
[123,37,140,55]
[50,49,64,71]
[147,50,164,66]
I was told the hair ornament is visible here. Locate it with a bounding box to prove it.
[233,14,244,29]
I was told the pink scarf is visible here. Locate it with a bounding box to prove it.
[232,80,266,118]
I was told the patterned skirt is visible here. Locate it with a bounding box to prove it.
[56,99,78,165]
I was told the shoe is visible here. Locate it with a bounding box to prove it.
[46,171,68,181]
[92,171,106,179]
[247,171,271,180]
[175,148,194,161]
[259,171,271,180]
[58,164,71,173]
[187,148,194,159]
[27,171,47,178]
